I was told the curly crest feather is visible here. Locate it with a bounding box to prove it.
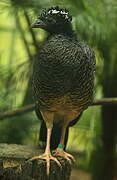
[40,6,72,23]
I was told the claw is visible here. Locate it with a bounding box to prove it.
[29,153,61,175]
[65,152,75,162]
[53,149,75,164]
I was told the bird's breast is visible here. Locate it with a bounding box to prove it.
[32,34,95,114]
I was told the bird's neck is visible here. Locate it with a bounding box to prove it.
[49,23,76,38]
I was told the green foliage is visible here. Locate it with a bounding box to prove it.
[0,0,117,178]
[0,112,40,146]
[67,105,102,170]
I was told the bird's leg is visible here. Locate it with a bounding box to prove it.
[54,112,80,162]
[54,124,75,163]
[29,111,61,175]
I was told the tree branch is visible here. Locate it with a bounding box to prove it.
[0,104,35,121]
[92,98,117,106]
[0,98,117,120]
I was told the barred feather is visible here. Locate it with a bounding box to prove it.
[32,34,95,113]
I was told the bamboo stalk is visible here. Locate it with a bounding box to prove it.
[23,10,38,51]
[15,13,32,61]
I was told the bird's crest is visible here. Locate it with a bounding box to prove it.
[40,6,72,23]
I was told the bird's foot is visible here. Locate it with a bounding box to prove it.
[53,148,75,164]
[29,153,61,175]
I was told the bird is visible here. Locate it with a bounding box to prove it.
[31,6,96,175]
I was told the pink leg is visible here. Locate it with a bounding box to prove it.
[30,110,61,175]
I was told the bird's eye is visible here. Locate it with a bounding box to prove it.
[48,18,56,24]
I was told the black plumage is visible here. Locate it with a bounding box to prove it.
[31,6,96,175]
[32,34,95,111]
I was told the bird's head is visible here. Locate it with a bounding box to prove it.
[31,6,73,35]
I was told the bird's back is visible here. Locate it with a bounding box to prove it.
[32,34,95,113]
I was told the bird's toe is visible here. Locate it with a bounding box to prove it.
[29,153,61,175]
[45,154,62,175]
[53,149,75,164]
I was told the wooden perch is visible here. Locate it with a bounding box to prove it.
[0,98,117,120]
[0,144,71,180]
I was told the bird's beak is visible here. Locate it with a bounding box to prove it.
[31,19,46,29]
